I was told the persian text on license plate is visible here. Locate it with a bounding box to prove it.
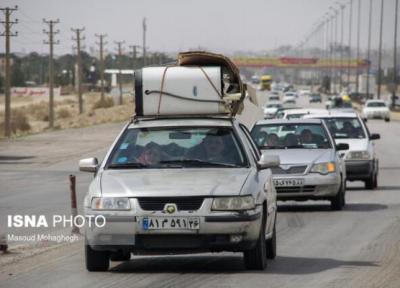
[273,178,304,187]
[142,217,200,230]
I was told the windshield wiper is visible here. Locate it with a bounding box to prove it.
[160,159,241,168]
[259,146,285,150]
[108,163,147,169]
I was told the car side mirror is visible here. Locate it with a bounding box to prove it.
[336,143,349,151]
[257,154,280,170]
[79,157,99,173]
[370,133,380,140]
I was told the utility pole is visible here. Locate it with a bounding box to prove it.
[377,0,384,99]
[114,41,125,105]
[325,14,330,81]
[366,0,373,99]
[71,27,85,114]
[338,2,346,92]
[393,0,399,109]
[129,45,140,70]
[330,12,335,94]
[330,7,339,94]
[355,0,361,97]
[142,17,147,67]
[43,19,60,129]
[95,33,107,106]
[347,0,353,89]
[0,6,18,138]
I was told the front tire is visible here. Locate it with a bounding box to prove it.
[373,173,378,188]
[385,118,390,122]
[243,212,267,270]
[85,243,110,272]
[365,174,375,190]
[331,182,344,211]
[266,223,277,259]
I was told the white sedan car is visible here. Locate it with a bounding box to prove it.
[362,100,390,122]
[263,101,282,119]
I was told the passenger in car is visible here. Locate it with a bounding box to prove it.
[341,121,356,137]
[187,134,234,163]
[137,142,162,165]
[299,129,325,147]
[283,133,299,147]
[266,133,279,147]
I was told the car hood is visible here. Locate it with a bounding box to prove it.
[99,168,251,197]
[334,138,368,151]
[261,149,333,165]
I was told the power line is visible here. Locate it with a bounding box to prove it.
[18,9,42,24]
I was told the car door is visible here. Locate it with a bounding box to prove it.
[238,123,276,235]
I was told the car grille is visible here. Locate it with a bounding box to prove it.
[276,186,316,193]
[137,197,205,211]
[271,165,308,175]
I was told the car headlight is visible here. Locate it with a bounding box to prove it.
[212,196,255,211]
[310,162,336,175]
[346,151,372,160]
[91,197,131,210]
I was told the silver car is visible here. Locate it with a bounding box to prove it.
[251,119,348,210]
[79,117,279,271]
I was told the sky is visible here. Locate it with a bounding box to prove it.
[0,0,398,56]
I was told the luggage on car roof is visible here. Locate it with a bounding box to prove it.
[134,51,245,117]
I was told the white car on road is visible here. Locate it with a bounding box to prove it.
[362,99,390,122]
[305,112,380,189]
[263,101,282,119]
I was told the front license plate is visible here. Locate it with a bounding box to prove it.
[142,217,200,231]
[273,178,304,187]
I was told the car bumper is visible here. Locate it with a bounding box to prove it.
[273,173,340,200]
[85,205,263,252]
[345,160,374,180]
[364,112,390,119]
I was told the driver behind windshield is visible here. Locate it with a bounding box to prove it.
[187,134,228,163]
[299,129,324,146]
[137,142,162,165]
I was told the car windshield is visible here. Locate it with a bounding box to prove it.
[107,126,247,169]
[323,118,366,139]
[367,102,386,107]
[251,123,332,149]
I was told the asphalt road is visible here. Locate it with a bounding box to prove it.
[1,96,400,288]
